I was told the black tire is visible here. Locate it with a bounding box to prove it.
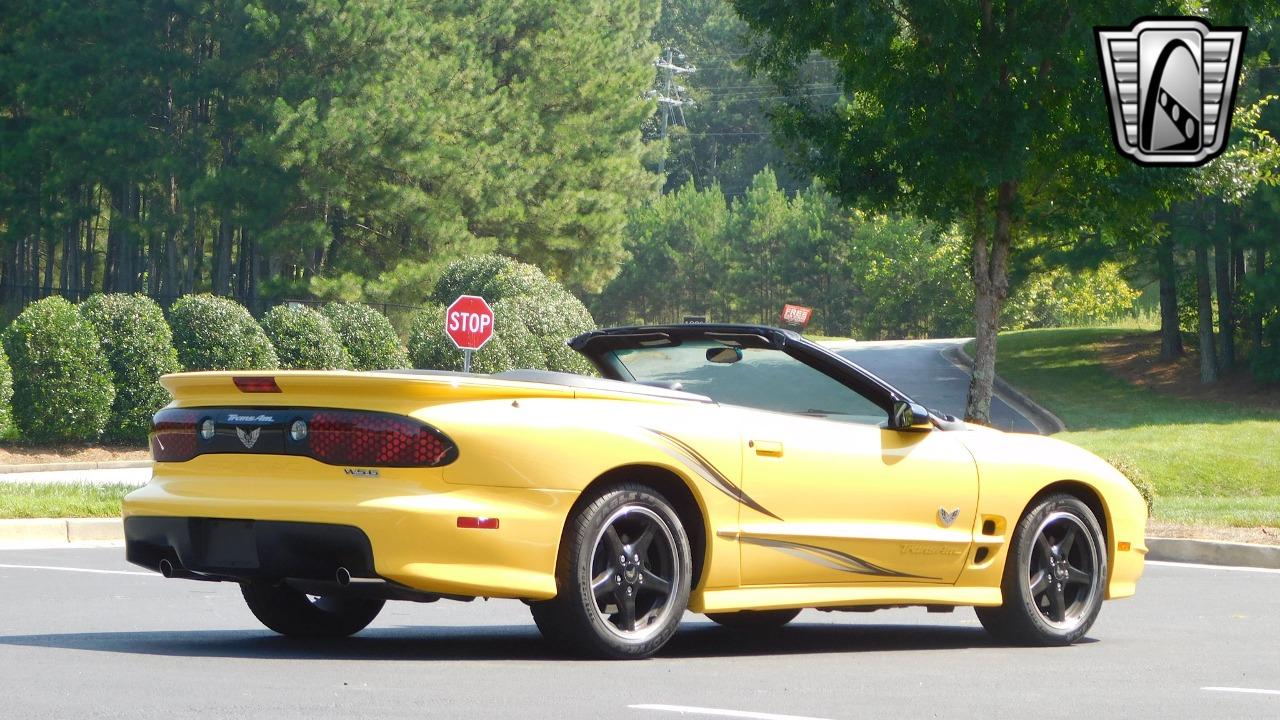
[241,582,385,638]
[531,482,693,659]
[706,609,801,630]
[976,493,1107,646]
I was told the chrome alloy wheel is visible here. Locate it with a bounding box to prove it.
[587,505,680,642]
[1026,511,1102,630]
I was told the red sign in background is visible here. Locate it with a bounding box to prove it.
[445,295,495,350]
[779,303,813,328]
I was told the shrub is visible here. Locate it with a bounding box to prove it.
[0,344,12,438]
[429,254,550,305]
[423,255,597,374]
[1106,455,1156,515]
[169,294,278,371]
[2,297,115,442]
[319,302,409,370]
[260,305,352,370]
[79,294,182,443]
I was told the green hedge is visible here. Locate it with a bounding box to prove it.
[0,344,13,438]
[169,294,278,371]
[79,294,182,443]
[416,255,595,374]
[261,305,353,370]
[320,302,409,370]
[2,297,115,442]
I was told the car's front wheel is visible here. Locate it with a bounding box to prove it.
[241,582,385,638]
[976,493,1107,645]
[531,483,692,659]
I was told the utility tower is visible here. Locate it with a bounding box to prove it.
[651,47,695,174]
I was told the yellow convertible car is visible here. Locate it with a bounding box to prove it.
[124,324,1147,658]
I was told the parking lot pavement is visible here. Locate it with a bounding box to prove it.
[836,339,1039,433]
[0,546,1276,719]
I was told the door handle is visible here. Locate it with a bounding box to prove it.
[752,440,783,457]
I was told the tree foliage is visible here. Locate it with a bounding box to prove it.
[0,0,659,315]
[78,294,182,442]
[597,169,1141,337]
[2,297,114,442]
[727,0,1213,419]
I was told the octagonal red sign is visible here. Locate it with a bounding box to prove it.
[445,295,495,350]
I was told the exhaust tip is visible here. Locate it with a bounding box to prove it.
[335,567,352,587]
[159,558,175,578]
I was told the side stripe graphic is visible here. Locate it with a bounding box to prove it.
[643,428,783,521]
[739,536,936,580]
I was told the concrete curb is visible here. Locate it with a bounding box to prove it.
[1146,537,1280,569]
[0,460,150,475]
[0,517,123,544]
[939,343,1067,435]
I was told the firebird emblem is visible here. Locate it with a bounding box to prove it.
[236,427,262,449]
[937,507,960,528]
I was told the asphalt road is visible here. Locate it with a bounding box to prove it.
[835,339,1039,433]
[1,546,1276,719]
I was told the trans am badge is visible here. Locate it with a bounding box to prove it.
[1095,18,1246,166]
[235,426,261,449]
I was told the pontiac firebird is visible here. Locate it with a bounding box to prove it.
[123,324,1147,659]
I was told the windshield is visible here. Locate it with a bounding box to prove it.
[610,340,886,425]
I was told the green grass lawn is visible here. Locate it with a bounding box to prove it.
[0,482,136,519]
[984,328,1280,527]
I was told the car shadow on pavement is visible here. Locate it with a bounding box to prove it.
[0,620,1049,661]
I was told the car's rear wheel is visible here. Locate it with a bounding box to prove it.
[706,609,801,629]
[531,483,692,659]
[241,582,384,638]
[976,493,1106,645]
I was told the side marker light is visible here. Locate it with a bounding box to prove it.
[457,517,500,530]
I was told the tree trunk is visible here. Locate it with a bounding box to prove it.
[84,186,100,294]
[213,220,232,295]
[1157,234,1183,359]
[1252,247,1266,356]
[1214,235,1234,372]
[965,182,1014,424]
[1195,243,1218,383]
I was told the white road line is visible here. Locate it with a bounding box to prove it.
[1147,560,1280,575]
[630,704,834,720]
[1203,687,1280,696]
[0,563,153,577]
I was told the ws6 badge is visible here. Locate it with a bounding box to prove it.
[1095,18,1246,166]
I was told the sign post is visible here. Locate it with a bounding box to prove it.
[444,295,495,372]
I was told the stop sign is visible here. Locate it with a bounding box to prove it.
[445,295,495,350]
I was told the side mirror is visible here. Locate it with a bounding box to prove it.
[706,347,743,364]
[889,400,933,432]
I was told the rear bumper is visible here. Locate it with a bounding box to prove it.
[123,455,577,600]
[125,516,378,580]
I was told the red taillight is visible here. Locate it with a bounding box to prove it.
[457,516,500,530]
[150,409,201,462]
[307,411,455,467]
[233,377,282,393]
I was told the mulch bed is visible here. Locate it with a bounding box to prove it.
[0,444,149,466]
[1095,331,1280,410]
